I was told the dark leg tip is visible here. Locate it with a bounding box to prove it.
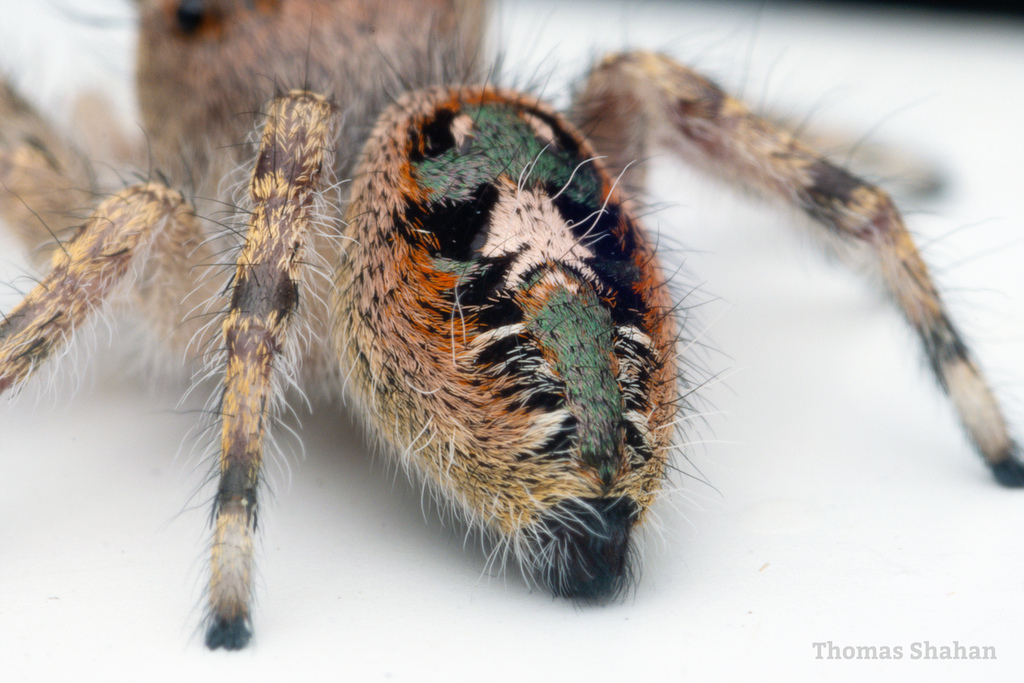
[205,616,252,650]
[990,456,1024,488]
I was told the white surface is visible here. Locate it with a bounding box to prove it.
[2,1,1023,680]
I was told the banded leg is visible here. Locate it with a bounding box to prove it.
[572,51,1024,485]
[0,184,198,394]
[205,91,338,650]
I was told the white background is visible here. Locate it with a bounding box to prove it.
[1,1,1023,680]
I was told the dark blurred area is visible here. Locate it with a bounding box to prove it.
[765,0,1024,18]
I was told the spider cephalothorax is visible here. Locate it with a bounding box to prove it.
[1,0,1021,651]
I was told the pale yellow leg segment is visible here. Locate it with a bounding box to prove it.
[572,51,1022,484]
[205,91,338,649]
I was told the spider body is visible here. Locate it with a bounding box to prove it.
[1,0,1021,651]
[336,89,678,600]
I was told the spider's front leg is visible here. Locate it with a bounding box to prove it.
[203,91,338,650]
[572,51,1024,485]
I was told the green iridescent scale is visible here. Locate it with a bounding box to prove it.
[412,103,603,205]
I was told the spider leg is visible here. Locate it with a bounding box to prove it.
[0,183,198,394]
[0,80,95,264]
[204,91,338,650]
[763,112,946,201]
[571,51,1023,486]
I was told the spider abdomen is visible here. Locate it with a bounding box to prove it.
[333,88,679,593]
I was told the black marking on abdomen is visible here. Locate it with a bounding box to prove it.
[408,108,459,161]
[623,419,653,464]
[614,327,657,412]
[518,415,578,462]
[398,183,499,260]
[473,332,567,411]
[443,254,524,328]
[550,191,636,261]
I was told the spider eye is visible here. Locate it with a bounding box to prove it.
[175,0,207,35]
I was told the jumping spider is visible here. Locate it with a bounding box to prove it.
[1,0,1021,651]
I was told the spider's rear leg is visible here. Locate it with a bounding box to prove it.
[572,51,1023,486]
[0,184,200,394]
[204,91,338,650]
[0,80,95,263]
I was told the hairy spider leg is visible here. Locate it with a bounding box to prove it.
[572,51,1024,486]
[205,90,339,650]
[0,185,199,393]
